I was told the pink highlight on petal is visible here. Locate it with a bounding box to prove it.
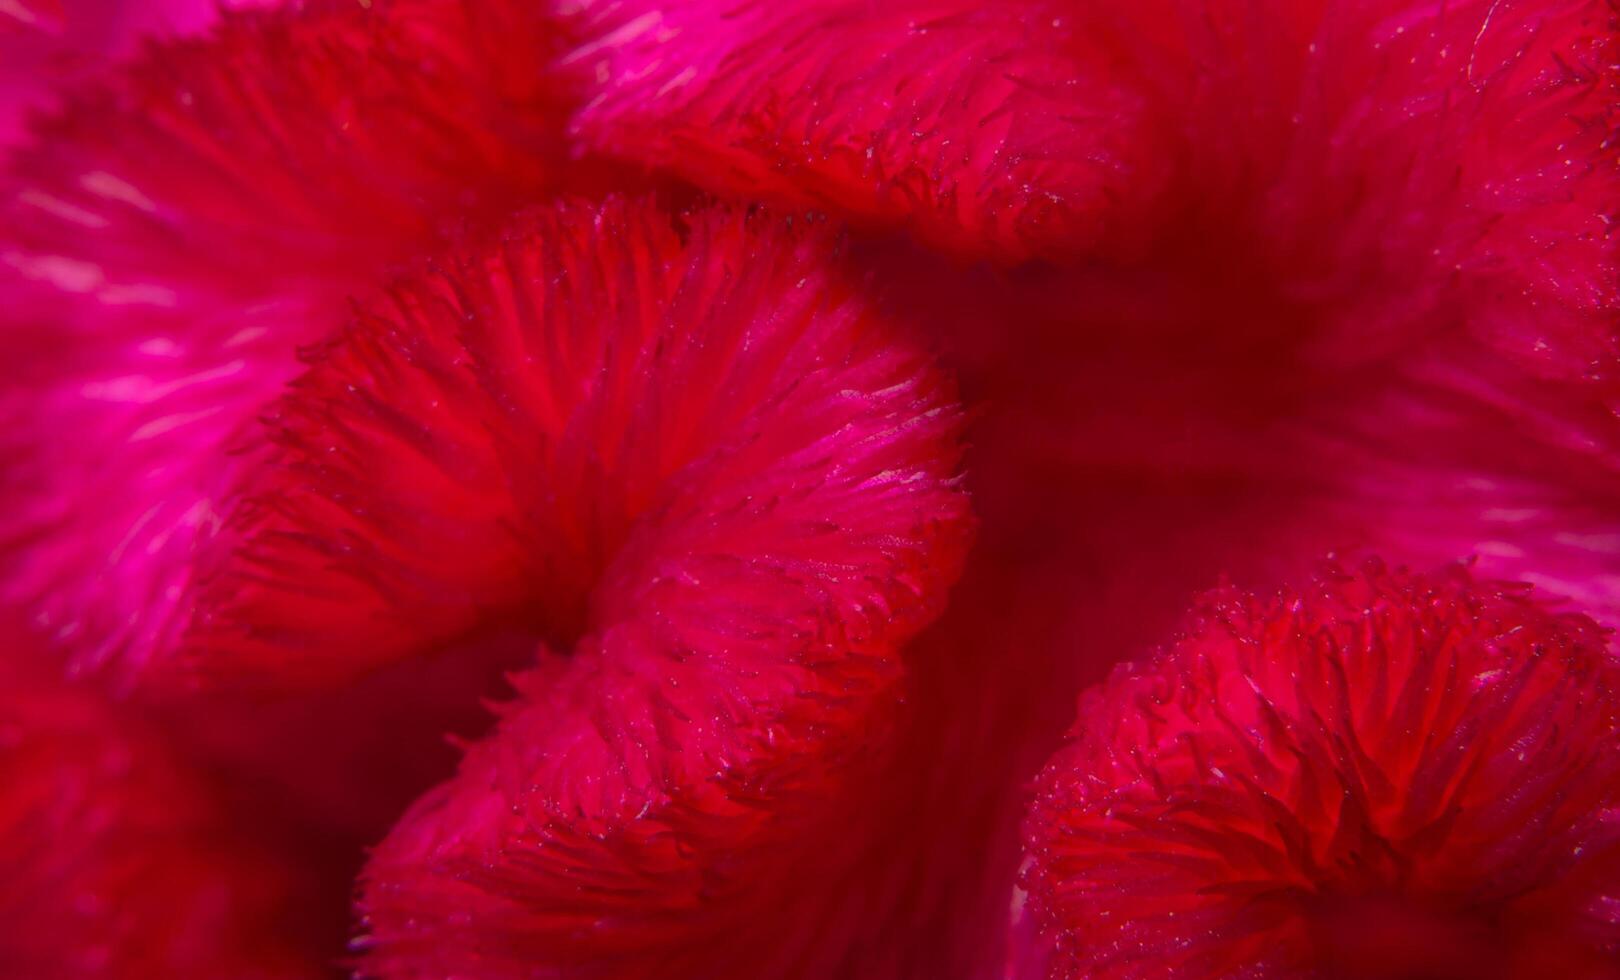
[564,0,1178,261]
[0,0,63,33]
[1,0,583,683]
[0,0,261,149]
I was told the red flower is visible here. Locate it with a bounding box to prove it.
[1023,563,1620,978]
[564,0,1620,618]
[0,0,1616,976]
[1,0,574,682]
[190,198,973,974]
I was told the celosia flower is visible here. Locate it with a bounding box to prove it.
[1023,563,1620,978]
[561,3,1616,971]
[4,4,975,973]
[312,200,970,975]
[2,0,576,681]
[0,0,1616,976]
[564,0,1620,624]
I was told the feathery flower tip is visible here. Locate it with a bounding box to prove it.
[0,0,572,684]
[1024,563,1620,978]
[175,196,976,974]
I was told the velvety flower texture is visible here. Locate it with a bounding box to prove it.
[1025,564,1620,978]
[215,200,973,975]
[0,0,1617,977]
[3,0,575,680]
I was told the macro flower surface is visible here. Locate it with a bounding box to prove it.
[0,0,1617,977]
[1025,564,1620,978]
